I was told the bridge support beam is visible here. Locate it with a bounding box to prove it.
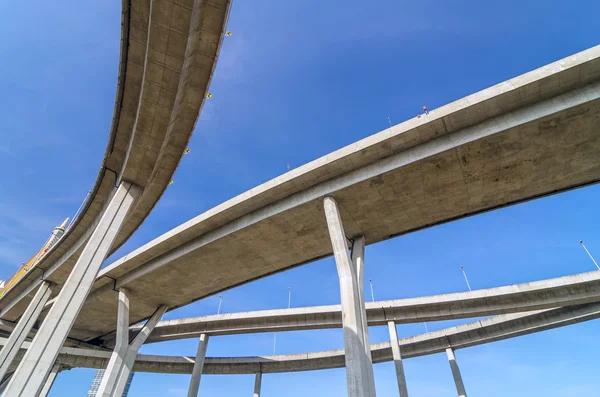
[187,333,209,397]
[4,181,141,396]
[387,321,409,397]
[324,196,376,397]
[97,289,167,397]
[253,372,262,397]
[446,348,467,397]
[0,281,53,381]
[37,364,61,397]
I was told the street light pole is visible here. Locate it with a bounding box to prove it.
[580,240,600,270]
[461,266,472,292]
[288,287,292,309]
[217,295,223,314]
[369,279,375,302]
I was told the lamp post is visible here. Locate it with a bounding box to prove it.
[580,240,600,270]
[461,266,472,292]
[217,295,223,314]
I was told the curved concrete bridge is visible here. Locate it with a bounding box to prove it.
[2,279,600,396]
[65,44,600,344]
[0,0,232,395]
[109,269,600,345]
[1,27,599,397]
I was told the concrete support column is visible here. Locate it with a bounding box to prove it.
[37,364,61,397]
[446,348,467,397]
[5,182,141,397]
[187,333,209,397]
[97,290,168,397]
[0,373,12,394]
[0,281,53,381]
[324,196,376,397]
[253,372,262,397]
[351,236,376,396]
[387,321,409,397]
[96,289,131,396]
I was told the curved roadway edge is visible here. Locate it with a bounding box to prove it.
[6,302,595,375]
[0,0,232,322]
[64,44,600,341]
[103,269,600,346]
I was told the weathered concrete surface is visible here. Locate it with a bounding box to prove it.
[18,301,599,375]
[0,0,232,326]
[61,45,600,343]
[98,270,600,346]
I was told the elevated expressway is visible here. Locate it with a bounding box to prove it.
[1,35,599,396]
[131,270,600,344]
[49,304,600,374]
[53,44,600,344]
[0,0,232,394]
[0,0,232,324]
[3,271,600,374]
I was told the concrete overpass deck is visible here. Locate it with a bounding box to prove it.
[3,271,600,389]
[123,269,600,345]
[0,0,232,323]
[61,45,600,342]
[10,301,597,375]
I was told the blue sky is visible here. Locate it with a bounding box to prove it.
[1,0,600,396]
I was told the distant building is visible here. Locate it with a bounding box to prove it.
[86,369,134,397]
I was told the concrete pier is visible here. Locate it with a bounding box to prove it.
[96,289,131,396]
[324,196,376,397]
[97,289,167,397]
[387,321,409,397]
[446,348,467,397]
[187,334,209,397]
[0,281,53,381]
[253,372,262,397]
[37,364,61,397]
[351,236,376,396]
[4,182,141,396]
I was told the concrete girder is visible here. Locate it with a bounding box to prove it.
[125,270,600,345]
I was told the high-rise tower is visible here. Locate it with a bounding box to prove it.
[86,370,134,397]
